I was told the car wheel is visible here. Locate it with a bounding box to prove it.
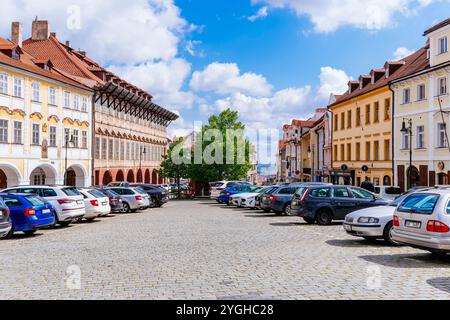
[383,222,399,246]
[363,236,379,242]
[316,209,333,225]
[131,209,138,213]
[85,217,96,222]
[284,203,292,216]
[122,202,131,213]
[59,221,71,227]
[274,210,283,216]
[263,208,271,213]
[23,230,36,236]
[430,251,448,258]
[303,217,315,224]
[3,228,14,239]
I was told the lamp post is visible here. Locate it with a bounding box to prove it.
[64,133,75,185]
[400,118,413,190]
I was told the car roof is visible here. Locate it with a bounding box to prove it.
[0,193,33,196]
[409,188,450,195]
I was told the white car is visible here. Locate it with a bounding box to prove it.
[230,186,266,207]
[374,186,402,201]
[1,185,85,227]
[78,188,111,220]
[343,194,408,245]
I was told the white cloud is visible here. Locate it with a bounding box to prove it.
[393,47,415,60]
[317,66,351,100]
[190,62,273,96]
[251,0,433,32]
[248,6,269,22]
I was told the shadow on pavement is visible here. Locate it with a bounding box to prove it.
[245,214,284,218]
[270,222,304,227]
[1,233,45,241]
[359,253,450,268]
[326,239,389,248]
[427,277,450,293]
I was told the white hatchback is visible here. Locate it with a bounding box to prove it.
[392,189,450,255]
[1,186,85,227]
[78,188,111,220]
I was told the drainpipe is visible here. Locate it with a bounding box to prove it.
[389,84,395,188]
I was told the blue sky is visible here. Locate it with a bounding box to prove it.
[0,0,449,138]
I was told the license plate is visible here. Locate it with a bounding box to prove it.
[77,200,83,205]
[42,209,50,214]
[405,220,422,229]
[0,212,3,219]
[344,224,352,231]
[102,202,107,206]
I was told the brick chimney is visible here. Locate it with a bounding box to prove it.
[31,19,50,41]
[11,22,22,47]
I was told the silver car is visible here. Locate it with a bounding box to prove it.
[343,194,408,244]
[107,187,151,213]
[392,189,450,255]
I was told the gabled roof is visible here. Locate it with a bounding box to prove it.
[424,18,450,35]
[328,46,429,108]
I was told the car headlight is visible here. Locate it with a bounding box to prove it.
[358,217,379,224]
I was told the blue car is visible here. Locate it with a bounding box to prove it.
[218,184,254,204]
[0,193,55,237]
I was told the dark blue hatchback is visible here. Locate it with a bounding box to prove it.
[0,193,55,237]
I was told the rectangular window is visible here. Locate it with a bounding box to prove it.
[73,94,80,110]
[346,143,351,161]
[72,129,79,148]
[334,114,338,131]
[374,102,379,123]
[13,121,22,144]
[340,113,345,130]
[108,139,114,160]
[437,123,447,148]
[374,141,379,161]
[13,77,22,97]
[0,120,8,143]
[416,126,425,149]
[64,91,70,108]
[417,84,426,101]
[32,123,40,145]
[115,140,120,160]
[120,141,125,160]
[402,131,410,150]
[64,128,70,146]
[95,138,100,159]
[48,87,56,105]
[135,143,140,161]
[439,36,448,54]
[347,110,352,128]
[365,104,371,125]
[365,141,371,161]
[31,82,40,102]
[356,107,361,126]
[82,96,88,112]
[49,126,57,147]
[384,139,390,161]
[356,142,361,161]
[340,144,345,161]
[81,131,87,149]
[384,98,390,120]
[126,142,130,160]
[403,88,410,104]
[0,73,8,95]
[333,145,338,161]
[438,77,447,96]
[101,138,107,160]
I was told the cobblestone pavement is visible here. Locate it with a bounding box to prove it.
[1,200,450,300]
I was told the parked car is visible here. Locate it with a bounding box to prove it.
[131,184,169,207]
[210,181,250,202]
[263,185,299,215]
[159,184,170,191]
[254,186,279,209]
[343,194,409,244]
[218,184,255,204]
[0,197,11,238]
[392,189,450,255]
[0,193,55,237]
[107,187,151,213]
[291,185,390,225]
[374,186,401,200]
[1,186,85,227]
[236,186,277,209]
[94,188,124,213]
[78,188,111,221]
[230,186,265,207]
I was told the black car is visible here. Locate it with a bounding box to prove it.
[131,184,168,207]
[96,188,125,213]
[290,185,390,225]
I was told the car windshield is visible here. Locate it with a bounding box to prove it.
[104,189,119,197]
[62,187,81,196]
[25,195,46,206]
[251,186,264,192]
[134,187,147,194]
[88,190,107,198]
[389,194,408,207]
[398,193,439,214]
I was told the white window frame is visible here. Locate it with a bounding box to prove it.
[72,129,79,148]
[13,77,22,98]
[48,87,57,105]
[402,88,410,104]
[82,96,88,113]
[49,126,57,147]
[32,123,40,145]
[401,131,410,150]
[438,36,448,55]
[0,119,8,143]
[438,77,447,96]
[64,91,70,108]
[0,73,8,95]
[31,82,40,102]
[13,121,22,144]
[81,130,88,149]
[73,94,80,110]
[417,84,426,101]
[437,123,447,148]
[416,125,425,149]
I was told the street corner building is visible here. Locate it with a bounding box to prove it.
[391,19,450,192]
[0,21,94,188]
[9,19,178,188]
[327,41,430,187]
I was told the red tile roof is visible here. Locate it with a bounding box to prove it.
[0,37,90,90]
[328,46,429,108]
[424,18,450,35]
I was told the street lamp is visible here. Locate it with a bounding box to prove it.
[400,118,413,190]
[64,133,75,185]
[139,147,147,172]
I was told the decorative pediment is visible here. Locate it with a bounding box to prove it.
[47,115,60,123]
[0,106,26,117]
[30,112,44,120]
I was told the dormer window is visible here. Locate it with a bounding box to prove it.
[438,36,448,55]
[11,49,20,60]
